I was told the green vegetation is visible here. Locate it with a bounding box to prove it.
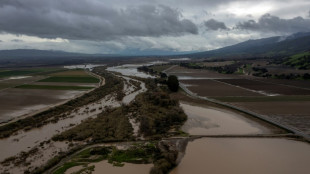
[0,67,124,138]
[39,76,99,83]
[131,79,187,138]
[284,52,310,70]
[52,144,158,174]
[0,68,64,78]
[167,75,179,92]
[15,84,93,90]
[52,107,134,142]
[53,78,186,141]
[53,162,81,174]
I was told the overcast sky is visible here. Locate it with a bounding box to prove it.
[0,0,310,54]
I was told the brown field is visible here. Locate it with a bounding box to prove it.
[232,101,310,134]
[266,67,310,75]
[167,66,239,79]
[49,69,90,77]
[217,79,310,95]
[0,76,46,90]
[33,82,98,87]
[203,61,234,67]
[255,78,310,89]
[0,88,83,123]
[181,79,263,97]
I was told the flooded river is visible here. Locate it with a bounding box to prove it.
[171,138,310,174]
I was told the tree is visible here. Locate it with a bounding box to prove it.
[167,75,179,92]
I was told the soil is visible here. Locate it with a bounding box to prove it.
[217,79,310,95]
[181,79,263,97]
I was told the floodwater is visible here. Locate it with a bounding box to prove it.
[121,76,147,105]
[180,102,270,135]
[107,64,155,78]
[64,64,106,70]
[7,76,32,80]
[170,138,310,174]
[0,94,120,162]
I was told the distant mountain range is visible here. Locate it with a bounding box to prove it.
[0,49,115,58]
[0,32,310,61]
[186,32,310,59]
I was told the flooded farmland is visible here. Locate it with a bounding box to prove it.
[171,138,310,174]
[180,102,270,135]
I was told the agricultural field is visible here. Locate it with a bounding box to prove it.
[217,79,310,95]
[180,79,262,97]
[0,68,64,79]
[166,65,310,135]
[149,64,172,73]
[0,68,100,123]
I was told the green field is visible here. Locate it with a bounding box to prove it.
[39,76,99,83]
[15,84,94,90]
[0,68,65,78]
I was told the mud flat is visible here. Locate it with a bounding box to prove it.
[170,138,310,174]
[180,102,271,135]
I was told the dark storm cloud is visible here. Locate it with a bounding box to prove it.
[236,13,310,33]
[0,0,198,41]
[204,19,228,30]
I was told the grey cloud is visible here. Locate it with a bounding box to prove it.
[204,19,228,30]
[11,39,23,42]
[236,14,310,33]
[0,0,198,41]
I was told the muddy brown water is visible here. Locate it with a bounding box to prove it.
[180,102,270,135]
[170,138,310,174]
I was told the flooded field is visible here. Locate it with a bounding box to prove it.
[171,138,310,174]
[0,88,84,123]
[180,102,270,135]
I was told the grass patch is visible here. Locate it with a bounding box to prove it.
[53,162,81,174]
[52,144,157,174]
[0,68,65,78]
[15,84,93,90]
[39,76,99,83]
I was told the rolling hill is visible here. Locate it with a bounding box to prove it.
[187,32,310,59]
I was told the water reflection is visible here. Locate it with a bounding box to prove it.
[171,138,310,174]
